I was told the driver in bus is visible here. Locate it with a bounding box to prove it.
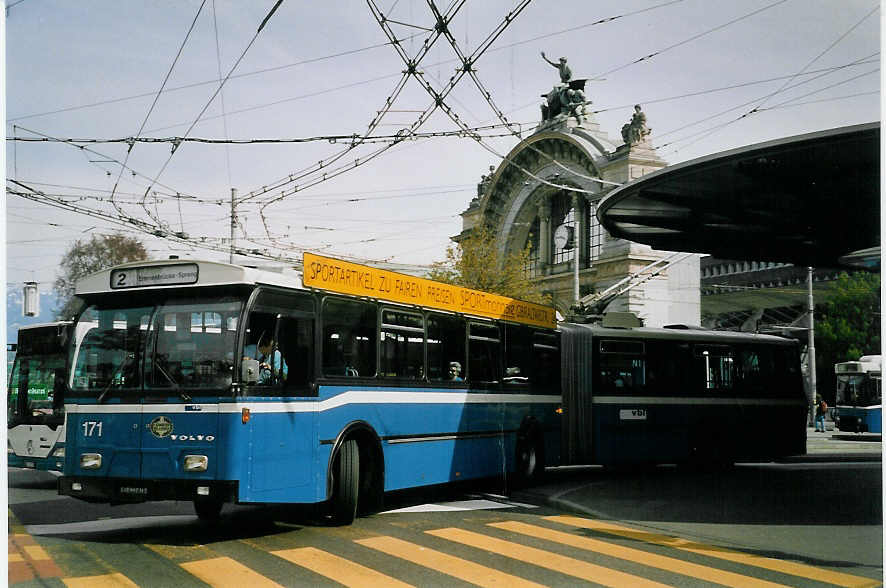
[244,331,286,385]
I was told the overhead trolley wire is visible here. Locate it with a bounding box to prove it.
[117,0,207,221]
[596,0,790,79]
[655,4,880,156]
[139,0,285,207]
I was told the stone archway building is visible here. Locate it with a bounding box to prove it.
[457,106,699,327]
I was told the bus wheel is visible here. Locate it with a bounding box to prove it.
[331,439,360,525]
[194,498,223,522]
[514,432,545,488]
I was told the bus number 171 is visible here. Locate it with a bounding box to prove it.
[82,421,103,437]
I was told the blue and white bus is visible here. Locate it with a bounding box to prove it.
[58,255,560,522]
[834,355,882,434]
[58,254,807,522]
[8,322,72,471]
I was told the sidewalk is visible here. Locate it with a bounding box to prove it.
[799,425,882,462]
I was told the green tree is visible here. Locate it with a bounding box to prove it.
[815,271,881,401]
[428,225,550,305]
[54,233,149,319]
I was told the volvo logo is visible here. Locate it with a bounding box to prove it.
[26,440,34,455]
[148,416,174,438]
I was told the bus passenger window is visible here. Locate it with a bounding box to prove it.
[322,298,377,378]
[598,339,645,394]
[380,310,424,379]
[693,345,733,391]
[427,314,465,382]
[504,324,532,389]
[469,323,500,389]
[533,332,560,395]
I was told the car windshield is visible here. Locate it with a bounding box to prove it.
[70,295,244,397]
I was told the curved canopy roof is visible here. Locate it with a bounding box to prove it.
[597,123,880,269]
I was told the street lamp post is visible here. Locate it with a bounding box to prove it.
[807,267,816,426]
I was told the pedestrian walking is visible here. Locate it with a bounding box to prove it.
[815,395,828,432]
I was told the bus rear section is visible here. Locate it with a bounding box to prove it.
[7,322,72,472]
[835,355,882,433]
[559,322,808,466]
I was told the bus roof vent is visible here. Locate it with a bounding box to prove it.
[601,312,643,329]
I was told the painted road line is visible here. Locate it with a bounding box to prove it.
[63,573,139,587]
[273,546,413,588]
[426,527,671,588]
[356,535,545,588]
[547,516,881,588]
[9,531,64,584]
[382,498,521,514]
[490,520,789,588]
[180,556,284,588]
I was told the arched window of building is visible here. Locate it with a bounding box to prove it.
[524,217,541,278]
[551,192,575,266]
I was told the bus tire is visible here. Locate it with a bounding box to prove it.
[194,498,223,522]
[514,430,545,488]
[331,439,359,525]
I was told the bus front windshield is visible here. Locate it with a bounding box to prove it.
[71,296,244,398]
[836,374,882,407]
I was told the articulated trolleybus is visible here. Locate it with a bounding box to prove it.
[8,322,72,471]
[834,355,882,433]
[59,254,806,522]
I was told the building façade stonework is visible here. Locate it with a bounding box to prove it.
[455,73,699,326]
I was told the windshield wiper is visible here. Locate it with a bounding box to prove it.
[155,361,192,402]
[97,352,136,404]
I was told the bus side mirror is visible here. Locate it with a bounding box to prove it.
[242,359,259,384]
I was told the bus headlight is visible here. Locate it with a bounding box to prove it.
[52,447,65,457]
[183,455,208,472]
[7,440,14,454]
[80,453,102,469]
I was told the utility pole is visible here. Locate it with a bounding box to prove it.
[229,188,237,264]
[807,266,817,426]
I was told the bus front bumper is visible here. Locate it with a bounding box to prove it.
[58,476,237,505]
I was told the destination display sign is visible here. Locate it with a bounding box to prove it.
[303,252,556,329]
[110,263,199,289]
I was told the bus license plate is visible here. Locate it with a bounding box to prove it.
[24,461,36,468]
[620,409,647,421]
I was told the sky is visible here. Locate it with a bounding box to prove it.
[3,0,881,329]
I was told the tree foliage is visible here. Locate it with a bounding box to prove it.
[54,233,149,319]
[428,225,550,305]
[814,271,881,400]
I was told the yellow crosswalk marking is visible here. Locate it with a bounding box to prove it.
[491,520,789,588]
[427,527,671,588]
[273,546,414,588]
[180,556,283,588]
[63,573,139,587]
[8,553,24,562]
[356,535,546,588]
[547,516,882,588]
[23,544,51,561]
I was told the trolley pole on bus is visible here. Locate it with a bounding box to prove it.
[807,266,816,426]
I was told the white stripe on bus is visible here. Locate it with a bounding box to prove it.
[65,393,806,414]
[593,396,807,406]
[65,392,562,414]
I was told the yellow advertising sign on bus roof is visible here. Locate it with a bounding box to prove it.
[303,252,556,329]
